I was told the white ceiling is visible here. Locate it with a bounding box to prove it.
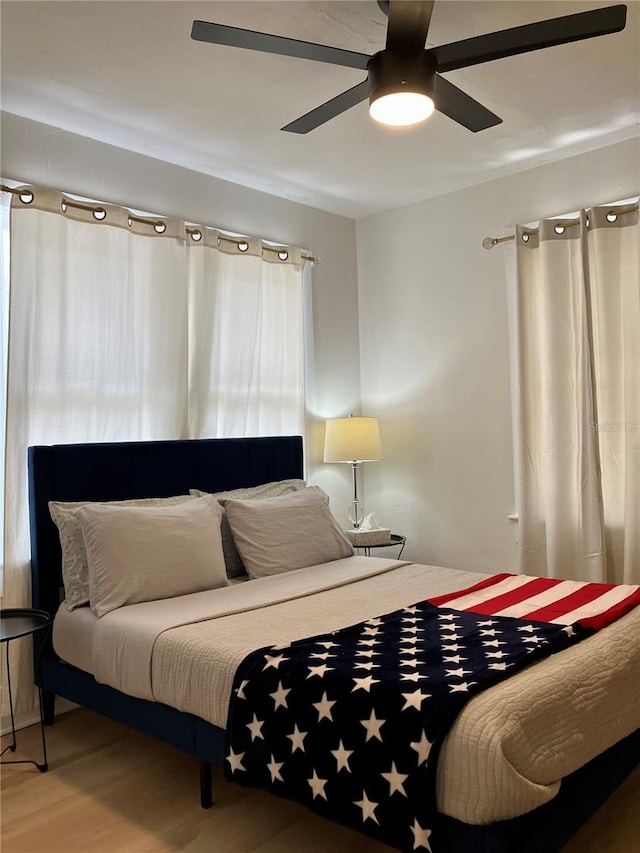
[1,1,638,219]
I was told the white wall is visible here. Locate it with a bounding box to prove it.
[356,137,640,573]
[0,111,362,513]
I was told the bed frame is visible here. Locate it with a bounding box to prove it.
[28,436,640,853]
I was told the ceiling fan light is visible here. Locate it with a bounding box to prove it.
[369,91,435,127]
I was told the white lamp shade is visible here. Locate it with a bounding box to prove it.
[323,417,382,463]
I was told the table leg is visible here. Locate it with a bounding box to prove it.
[1,640,49,772]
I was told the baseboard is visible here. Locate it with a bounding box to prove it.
[1,697,78,736]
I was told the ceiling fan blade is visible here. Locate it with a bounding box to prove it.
[432,5,627,73]
[434,76,502,132]
[386,1,435,51]
[281,80,370,133]
[191,20,370,70]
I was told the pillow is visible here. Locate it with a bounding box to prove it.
[77,495,227,617]
[190,479,307,579]
[49,494,196,610]
[223,485,353,579]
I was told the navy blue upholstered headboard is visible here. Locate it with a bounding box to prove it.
[28,436,303,619]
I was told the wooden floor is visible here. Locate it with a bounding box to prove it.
[2,709,639,853]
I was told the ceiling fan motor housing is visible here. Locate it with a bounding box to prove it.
[367,49,437,102]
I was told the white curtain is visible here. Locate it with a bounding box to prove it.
[187,228,306,439]
[2,187,308,724]
[3,188,188,723]
[514,202,639,584]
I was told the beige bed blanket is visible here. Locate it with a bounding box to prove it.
[89,557,640,825]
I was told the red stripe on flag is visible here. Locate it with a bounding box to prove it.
[464,576,567,615]
[426,573,514,607]
[523,582,613,622]
[579,587,640,631]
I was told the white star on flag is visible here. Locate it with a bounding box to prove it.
[438,613,456,621]
[524,635,542,644]
[267,754,284,783]
[362,626,380,636]
[309,651,333,660]
[317,640,338,649]
[442,643,461,651]
[236,680,249,700]
[331,740,354,772]
[401,671,427,682]
[482,639,506,648]
[401,689,430,711]
[269,681,291,710]
[445,667,472,678]
[361,710,385,742]
[247,714,264,741]
[353,661,378,671]
[287,723,307,753]
[449,682,471,693]
[479,628,497,637]
[354,790,380,824]
[485,651,507,659]
[307,663,331,678]
[489,662,507,670]
[358,638,379,647]
[562,625,576,636]
[517,625,535,633]
[352,675,380,693]
[411,818,432,850]
[355,649,381,659]
[263,653,285,671]
[443,655,465,663]
[478,619,496,627]
[410,731,432,765]
[308,769,328,800]
[227,748,246,773]
[381,761,409,796]
[313,692,337,722]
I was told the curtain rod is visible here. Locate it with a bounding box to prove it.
[1,183,317,264]
[483,202,639,250]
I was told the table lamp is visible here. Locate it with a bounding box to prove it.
[323,416,382,528]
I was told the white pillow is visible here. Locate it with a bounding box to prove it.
[190,479,307,578]
[223,486,353,579]
[49,494,196,610]
[77,495,227,617]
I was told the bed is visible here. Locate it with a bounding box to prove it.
[28,436,640,853]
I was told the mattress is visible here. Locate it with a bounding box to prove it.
[52,556,640,825]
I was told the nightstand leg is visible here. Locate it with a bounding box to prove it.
[0,642,17,755]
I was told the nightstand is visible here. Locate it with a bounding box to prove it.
[1,608,52,772]
[356,534,406,558]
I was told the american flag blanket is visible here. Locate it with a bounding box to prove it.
[224,574,640,852]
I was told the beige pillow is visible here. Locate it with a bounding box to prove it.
[77,495,227,618]
[224,486,353,579]
[49,494,196,610]
[190,479,306,578]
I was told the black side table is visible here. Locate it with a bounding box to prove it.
[1,608,52,772]
[358,534,406,558]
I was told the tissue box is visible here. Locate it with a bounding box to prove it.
[345,528,391,546]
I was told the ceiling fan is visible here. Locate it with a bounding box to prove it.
[191,1,627,134]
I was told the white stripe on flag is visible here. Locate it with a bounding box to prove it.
[494,580,586,618]
[550,585,640,625]
[441,575,533,611]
